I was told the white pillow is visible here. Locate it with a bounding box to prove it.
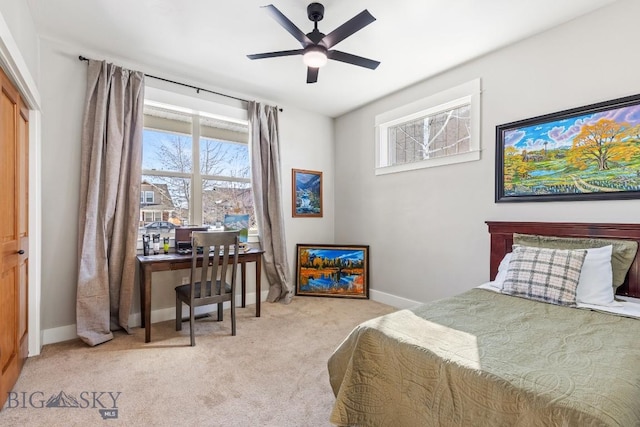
[483,252,512,290]
[494,252,512,286]
[575,245,620,307]
[492,246,620,307]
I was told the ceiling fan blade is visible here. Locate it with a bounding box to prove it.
[307,67,319,84]
[320,10,376,49]
[247,49,304,60]
[328,50,380,70]
[262,4,313,47]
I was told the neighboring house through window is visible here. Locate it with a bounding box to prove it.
[139,183,173,225]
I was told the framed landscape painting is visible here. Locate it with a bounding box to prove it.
[295,244,369,299]
[292,169,322,217]
[223,213,250,243]
[496,94,640,202]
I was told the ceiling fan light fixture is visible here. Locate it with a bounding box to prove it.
[248,3,379,82]
[303,46,328,68]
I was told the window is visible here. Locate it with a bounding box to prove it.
[141,191,154,204]
[375,78,481,175]
[139,102,253,240]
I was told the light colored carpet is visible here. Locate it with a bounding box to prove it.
[0,296,395,426]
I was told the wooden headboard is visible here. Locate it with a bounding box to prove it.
[486,221,640,299]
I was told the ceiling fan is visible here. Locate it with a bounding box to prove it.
[247,3,380,84]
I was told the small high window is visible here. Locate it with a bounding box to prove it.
[375,78,481,175]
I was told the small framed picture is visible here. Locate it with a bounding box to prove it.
[292,169,322,217]
[295,244,369,299]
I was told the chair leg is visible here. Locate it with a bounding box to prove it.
[176,297,182,331]
[190,307,195,347]
[231,297,236,336]
[217,302,223,321]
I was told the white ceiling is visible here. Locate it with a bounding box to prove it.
[26,0,617,117]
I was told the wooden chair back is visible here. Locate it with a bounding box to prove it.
[189,231,240,305]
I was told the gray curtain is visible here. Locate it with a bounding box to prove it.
[248,102,293,303]
[76,60,145,346]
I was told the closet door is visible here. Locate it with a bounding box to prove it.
[0,65,29,409]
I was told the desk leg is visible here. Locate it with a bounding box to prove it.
[140,265,152,343]
[241,262,247,308]
[255,256,261,317]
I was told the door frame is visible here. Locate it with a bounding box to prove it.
[0,11,42,356]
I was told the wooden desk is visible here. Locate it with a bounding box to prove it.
[137,248,264,343]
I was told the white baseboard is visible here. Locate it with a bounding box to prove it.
[42,324,77,346]
[369,288,422,309]
[42,291,267,345]
[41,289,415,346]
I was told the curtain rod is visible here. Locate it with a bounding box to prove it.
[78,55,282,111]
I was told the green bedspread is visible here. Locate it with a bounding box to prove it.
[328,289,640,426]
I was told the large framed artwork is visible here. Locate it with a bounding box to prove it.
[295,244,369,299]
[496,93,640,202]
[292,168,322,217]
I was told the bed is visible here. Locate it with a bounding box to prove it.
[328,221,640,426]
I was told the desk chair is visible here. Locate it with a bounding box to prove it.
[175,231,240,346]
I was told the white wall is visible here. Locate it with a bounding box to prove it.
[38,38,84,334]
[334,0,640,306]
[0,0,39,81]
[37,37,334,339]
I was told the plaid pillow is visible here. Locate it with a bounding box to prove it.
[502,246,587,307]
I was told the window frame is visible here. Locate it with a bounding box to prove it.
[141,109,252,229]
[375,78,481,175]
[140,85,257,241]
[144,191,154,204]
